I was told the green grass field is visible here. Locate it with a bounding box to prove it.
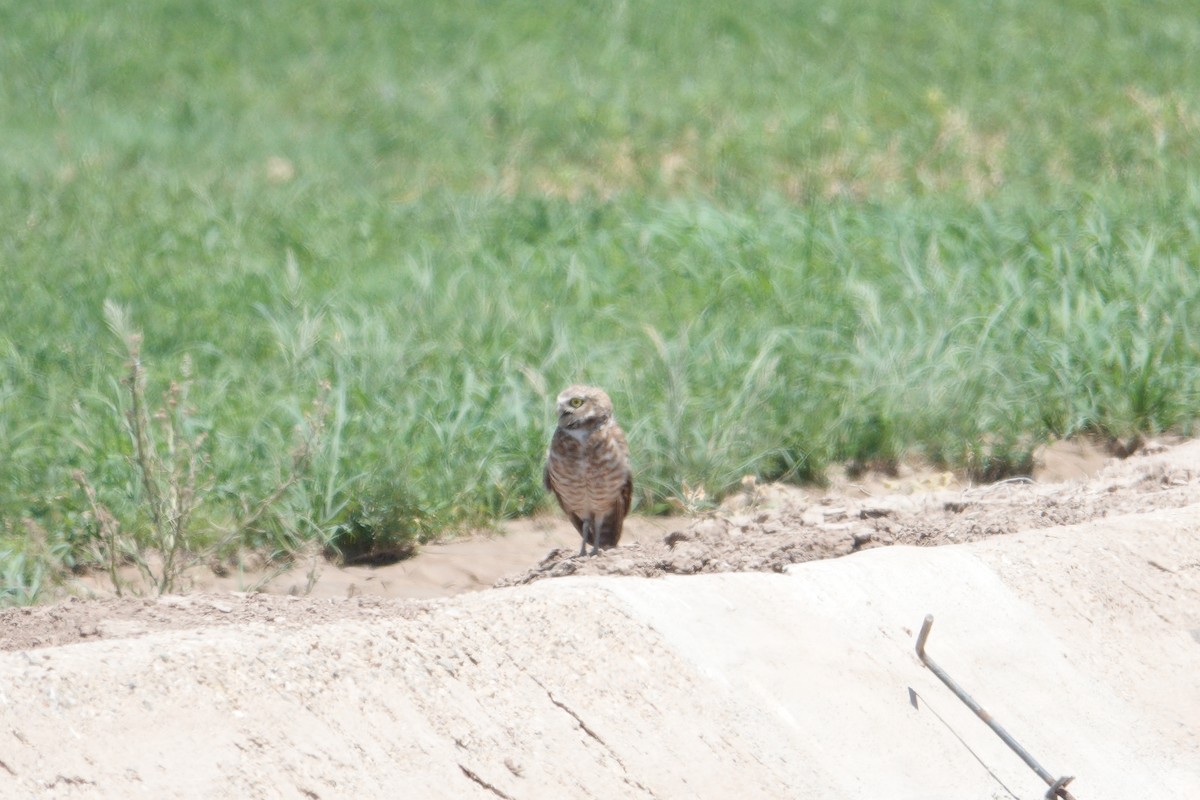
[3,0,1200,601]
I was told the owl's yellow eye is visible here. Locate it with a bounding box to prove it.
[569,397,584,408]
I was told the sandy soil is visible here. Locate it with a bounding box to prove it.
[57,438,1114,605]
[1,438,1198,798]
[8,436,1190,652]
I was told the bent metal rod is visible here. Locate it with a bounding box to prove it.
[915,614,1078,800]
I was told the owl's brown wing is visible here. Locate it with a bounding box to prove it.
[544,460,585,535]
[595,472,633,549]
[619,471,632,520]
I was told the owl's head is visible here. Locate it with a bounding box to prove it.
[555,384,615,430]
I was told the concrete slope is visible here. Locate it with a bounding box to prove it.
[2,507,1198,799]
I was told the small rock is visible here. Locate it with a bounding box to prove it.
[725,514,755,530]
[692,518,728,538]
[823,506,848,521]
[719,492,753,511]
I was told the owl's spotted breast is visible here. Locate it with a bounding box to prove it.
[546,424,630,517]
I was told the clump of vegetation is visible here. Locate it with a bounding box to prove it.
[65,302,332,597]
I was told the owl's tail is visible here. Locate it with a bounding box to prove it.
[594,511,625,549]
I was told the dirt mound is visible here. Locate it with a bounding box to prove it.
[8,438,1198,654]
[499,439,1200,586]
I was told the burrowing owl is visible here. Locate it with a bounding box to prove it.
[544,385,633,556]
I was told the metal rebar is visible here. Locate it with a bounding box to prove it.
[915,614,1077,800]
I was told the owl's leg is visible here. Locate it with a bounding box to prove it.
[579,518,592,557]
[588,515,600,557]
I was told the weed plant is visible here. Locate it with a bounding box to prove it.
[2,0,1199,601]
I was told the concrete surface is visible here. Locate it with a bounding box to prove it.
[1,506,1198,798]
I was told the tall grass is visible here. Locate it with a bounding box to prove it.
[2,0,1199,600]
